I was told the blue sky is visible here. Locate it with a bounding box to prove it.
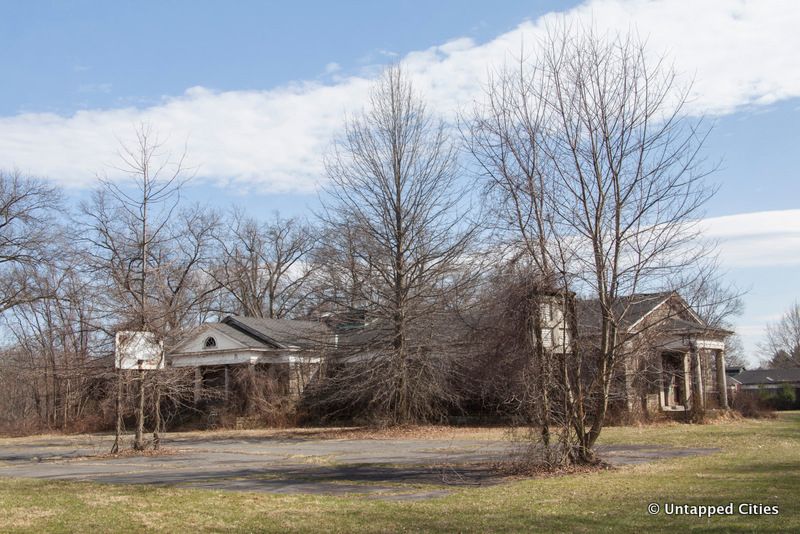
[1,0,799,363]
[1,0,563,115]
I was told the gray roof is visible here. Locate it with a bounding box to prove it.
[333,311,476,353]
[613,292,674,329]
[576,292,730,336]
[576,292,671,332]
[727,368,800,386]
[214,322,275,349]
[222,316,332,350]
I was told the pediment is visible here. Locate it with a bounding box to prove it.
[171,324,264,354]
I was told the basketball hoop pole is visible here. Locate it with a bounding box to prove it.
[134,360,146,451]
[111,365,123,454]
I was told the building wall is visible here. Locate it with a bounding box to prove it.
[177,327,246,353]
[538,295,571,353]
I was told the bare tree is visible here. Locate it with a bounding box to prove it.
[311,66,478,425]
[672,258,744,331]
[1,262,107,433]
[211,210,316,319]
[0,170,62,313]
[723,334,748,369]
[762,302,800,368]
[0,171,78,434]
[79,124,193,451]
[148,204,221,447]
[466,25,715,464]
[307,224,374,314]
[155,204,222,330]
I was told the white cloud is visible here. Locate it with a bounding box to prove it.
[0,80,372,192]
[0,0,798,191]
[323,62,341,75]
[697,210,800,361]
[702,210,800,268]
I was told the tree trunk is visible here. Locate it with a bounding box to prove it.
[153,383,161,450]
[111,369,123,454]
[134,369,146,450]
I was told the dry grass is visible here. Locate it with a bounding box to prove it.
[0,413,797,532]
[0,424,509,447]
[0,507,57,529]
[91,447,180,460]
[173,424,509,441]
[284,453,339,466]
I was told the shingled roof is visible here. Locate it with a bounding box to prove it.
[576,292,670,332]
[576,292,731,336]
[727,368,800,386]
[333,311,476,353]
[221,316,332,350]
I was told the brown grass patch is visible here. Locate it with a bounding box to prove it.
[492,459,614,478]
[0,506,57,528]
[169,424,507,441]
[89,446,180,460]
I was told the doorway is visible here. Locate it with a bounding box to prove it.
[662,352,685,408]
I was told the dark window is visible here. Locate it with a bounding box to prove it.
[204,337,217,348]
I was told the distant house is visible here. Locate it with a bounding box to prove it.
[727,367,800,391]
[727,368,800,409]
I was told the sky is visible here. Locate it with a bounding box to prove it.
[1,0,799,364]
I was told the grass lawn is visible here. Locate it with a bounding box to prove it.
[1,413,798,533]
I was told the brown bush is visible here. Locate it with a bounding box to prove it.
[731,392,776,419]
[228,366,299,427]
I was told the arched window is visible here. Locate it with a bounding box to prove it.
[204,336,217,348]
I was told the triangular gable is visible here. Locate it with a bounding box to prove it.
[627,292,707,333]
[666,293,705,325]
[170,323,271,354]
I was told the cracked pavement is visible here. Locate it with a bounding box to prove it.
[0,432,718,499]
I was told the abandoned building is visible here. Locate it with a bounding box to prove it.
[168,315,332,403]
[573,292,732,415]
[168,292,732,419]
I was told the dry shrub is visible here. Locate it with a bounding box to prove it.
[731,393,776,419]
[230,365,299,427]
[704,409,743,423]
[0,417,43,437]
[603,403,653,426]
[492,452,612,477]
[302,354,462,426]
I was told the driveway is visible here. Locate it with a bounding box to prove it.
[0,432,717,499]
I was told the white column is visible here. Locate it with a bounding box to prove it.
[695,350,705,409]
[623,354,635,413]
[716,349,729,409]
[657,352,666,409]
[682,353,692,407]
[194,368,202,405]
[689,347,705,411]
